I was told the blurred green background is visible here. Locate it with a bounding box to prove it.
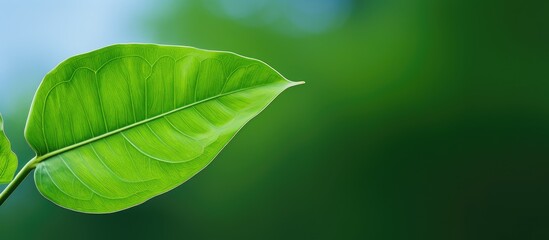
[1,0,549,239]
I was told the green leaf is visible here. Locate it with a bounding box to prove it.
[24,44,302,213]
[0,113,17,184]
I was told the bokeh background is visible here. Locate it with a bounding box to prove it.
[1,0,549,239]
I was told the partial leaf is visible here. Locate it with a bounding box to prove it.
[25,44,302,213]
[0,113,17,183]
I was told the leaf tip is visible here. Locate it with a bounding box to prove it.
[288,81,306,87]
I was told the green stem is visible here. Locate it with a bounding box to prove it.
[0,157,38,206]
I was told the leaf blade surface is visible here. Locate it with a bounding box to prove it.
[25,44,300,213]
[0,113,17,184]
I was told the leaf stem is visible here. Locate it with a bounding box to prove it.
[0,157,38,206]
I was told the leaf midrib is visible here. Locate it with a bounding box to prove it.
[34,81,293,164]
